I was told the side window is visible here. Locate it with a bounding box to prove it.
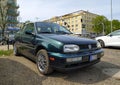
[23,23,34,33]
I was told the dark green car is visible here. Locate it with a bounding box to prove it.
[14,22,104,74]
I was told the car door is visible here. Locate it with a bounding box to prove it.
[21,23,36,60]
[106,30,120,46]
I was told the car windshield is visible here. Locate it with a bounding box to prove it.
[108,29,120,36]
[35,22,72,34]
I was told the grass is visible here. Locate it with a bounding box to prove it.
[0,50,13,56]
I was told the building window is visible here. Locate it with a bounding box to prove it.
[76,24,78,27]
[82,24,86,28]
[81,19,83,22]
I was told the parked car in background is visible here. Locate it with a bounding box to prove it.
[14,22,104,74]
[95,29,120,47]
[5,27,20,44]
[0,28,20,45]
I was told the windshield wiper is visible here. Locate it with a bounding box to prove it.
[56,31,72,34]
[39,32,52,34]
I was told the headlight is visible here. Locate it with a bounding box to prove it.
[63,44,79,53]
[97,42,101,48]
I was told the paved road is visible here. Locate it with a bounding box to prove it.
[0,48,120,85]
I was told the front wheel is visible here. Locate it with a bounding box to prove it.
[36,49,53,75]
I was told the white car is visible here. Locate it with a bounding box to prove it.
[95,29,120,47]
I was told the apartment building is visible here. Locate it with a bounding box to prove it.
[44,10,99,34]
[0,0,19,27]
[7,0,19,27]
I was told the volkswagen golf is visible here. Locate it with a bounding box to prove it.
[13,22,104,74]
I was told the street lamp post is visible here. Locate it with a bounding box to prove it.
[101,23,105,35]
[97,23,105,35]
[111,0,113,32]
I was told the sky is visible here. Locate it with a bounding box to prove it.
[17,0,120,22]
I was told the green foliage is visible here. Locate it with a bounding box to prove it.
[105,20,120,34]
[105,21,111,34]
[112,20,120,31]
[0,0,8,37]
[92,15,109,34]
[0,0,19,38]
[92,15,120,35]
[0,50,13,56]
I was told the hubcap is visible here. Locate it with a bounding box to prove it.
[37,54,47,72]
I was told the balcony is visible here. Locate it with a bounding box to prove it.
[7,2,19,9]
[7,19,18,24]
[7,10,19,16]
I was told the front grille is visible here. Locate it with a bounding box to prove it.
[79,44,97,50]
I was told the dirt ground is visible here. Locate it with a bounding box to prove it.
[0,47,120,85]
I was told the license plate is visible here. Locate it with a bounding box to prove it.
[82,56,89,62]
[90,55,97,61]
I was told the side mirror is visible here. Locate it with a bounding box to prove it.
[109,34,113,37]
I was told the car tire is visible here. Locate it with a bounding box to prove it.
[13,43,20,56]
[98,40,105,48]
[36,49,53,75]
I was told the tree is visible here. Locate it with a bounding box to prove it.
[104,20,111,34]
[0,0,8,38]
[92,15,120,35]
[105,20,120,34]
[112,20,120,31]
[92,15,109,35]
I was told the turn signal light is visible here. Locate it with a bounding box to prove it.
[50,57,55,61]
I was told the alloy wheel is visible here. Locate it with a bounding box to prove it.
[37,54,47,72]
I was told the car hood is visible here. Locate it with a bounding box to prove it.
[41,34,97,44]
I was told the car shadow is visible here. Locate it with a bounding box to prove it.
[0,58,46,85]
[104,47,120,50]
[49,61,120,84]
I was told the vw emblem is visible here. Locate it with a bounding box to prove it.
[88,45,92,49]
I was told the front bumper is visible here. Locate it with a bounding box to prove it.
[48,49,104,71]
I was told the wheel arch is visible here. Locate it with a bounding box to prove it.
[97,39,105,47]
[98,39,103,42]
[35,45,48,55]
